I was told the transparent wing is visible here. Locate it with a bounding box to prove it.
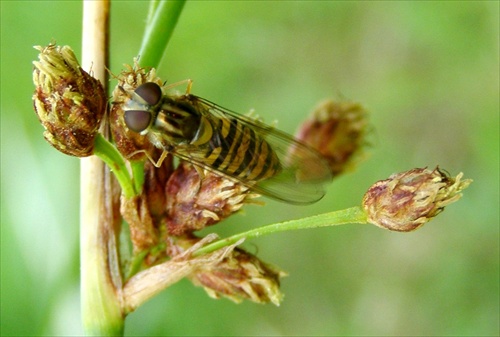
[164,95,333,204]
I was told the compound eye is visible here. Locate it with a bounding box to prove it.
[124,109,151,133]
[134,82,162,106]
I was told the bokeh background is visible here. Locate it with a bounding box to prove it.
[1,1,498,336]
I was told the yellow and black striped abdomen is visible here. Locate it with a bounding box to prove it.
[200,115,282,183]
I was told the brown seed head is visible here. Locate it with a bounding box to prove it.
[165,162,258,236]
[362,167,472,232]
[295,99,368,177]
[110,60,162,161]
[169,235,286,306]
[32,44,106,156]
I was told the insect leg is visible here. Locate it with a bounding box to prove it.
[162,79,194,94]
[192,164,205,179]
[126,149,170,168]
[154,150,169,168]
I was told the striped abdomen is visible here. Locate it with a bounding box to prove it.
[199,115,282,182]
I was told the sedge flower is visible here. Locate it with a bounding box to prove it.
[32,44,106,156]
[362,167,472,232]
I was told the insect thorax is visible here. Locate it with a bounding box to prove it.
[153,97,205,145]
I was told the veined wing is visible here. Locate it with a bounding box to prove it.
[162,94,332,204]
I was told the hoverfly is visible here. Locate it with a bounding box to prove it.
[122,81,332,204]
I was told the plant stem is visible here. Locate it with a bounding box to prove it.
[130,161,145,195]
[193,206,368,256]
[81,1,124,335]
[138,0,186,68]
[93,134,136,198]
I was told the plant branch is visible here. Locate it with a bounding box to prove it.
[193,206,368,256]
[93,134,136,198]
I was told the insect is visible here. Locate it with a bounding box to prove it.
[121,81,332,204]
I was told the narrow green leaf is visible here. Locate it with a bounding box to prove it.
[138,0,186,68]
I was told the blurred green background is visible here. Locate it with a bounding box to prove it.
[1,1,498,336]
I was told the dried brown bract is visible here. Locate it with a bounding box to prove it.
[120,195,159,254]
[143,150,174,221]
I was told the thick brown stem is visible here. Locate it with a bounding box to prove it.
[80,1,124,335]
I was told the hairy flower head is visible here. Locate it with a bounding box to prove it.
[165,162,258,236]
[169,235,286,306]
[32,44,106,156]
[295,99,368,177]
[362,167,472,232]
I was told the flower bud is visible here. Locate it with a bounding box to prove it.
[362,167,472,232]
[165,162,258,236]
[169,235,286,306]
[294,99,368,177]
[32,44,106,156]
[110,60,161,161]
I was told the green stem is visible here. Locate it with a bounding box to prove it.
[145,0,161,24]
[93,134,136,198]
[125,241,167,280]
[126,249,149,280]
[193,206,368,256]
[138,0,186,68]
[130,161,145,194]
